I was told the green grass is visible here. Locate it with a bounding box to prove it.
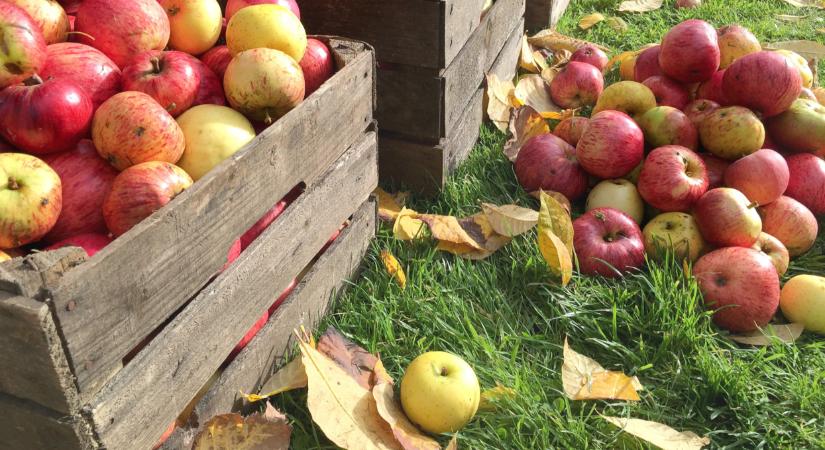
[274,1,825,448]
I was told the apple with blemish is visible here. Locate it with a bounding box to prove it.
[717,25,761,69]
[553,117,589,146]
[6,0,70,44]
[224,48,305,124]
[698,106,765,160]
[549,61,604,109]
[0,1,48,89]
[694,188,761,248]
[643,212,705,263]
[122,50,201,117]
[637,106,698,150]
[0,153,62,249]
[592,81,656,118]
[758,196,818,256]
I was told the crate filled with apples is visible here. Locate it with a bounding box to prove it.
[0,0,379,449]
[512,19,824,337]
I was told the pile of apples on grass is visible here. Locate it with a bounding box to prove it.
[510,20,825,337]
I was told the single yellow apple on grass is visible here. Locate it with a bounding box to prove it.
[643,212,706,263]
[400,351,480,435]
[780,275,825,335]
[226,4,307,62]
[176,105,256,181]
[160,0,223,56]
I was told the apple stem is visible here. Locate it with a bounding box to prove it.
[67,30,95,41]
[747,201,759,209]
[151,58,162,74]
[264,110,274,125]
[440,367,448,376]
[7,177,19,190]
[23,74,43,86]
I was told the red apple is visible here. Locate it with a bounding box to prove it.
[45,233,113,258]
[122,50,201,117]
[694,187,761,247]
[553,116,589,146]
[659,19,720,83]
[784,153,825,215]
[268,278,297,315]
[758,196,818,256]
[751,232,790,276]
[573,207,645,277]
[717,25,761,69]
[228,309,269,361]
[41,42,122,110]
[0,1,48,89]
[676,0,701,7]
[699,153,729,189]
[683,99,720,127]
[0,75,93,155]
[0,153,62,248]
[633,45,664,83]
[642,76,691,110]
[637,106,698,150]
[41,140,117,243]
[576,110,644,179]
[240,185,302,250]
[723,51,802,117]
[638,146,708,212]
[724,149,789,205]
[765,99,825,157]
[570,44,609,72]
[6,0,70,44]
[549,61,604,109]
[225,0,300,21]
[103,161,193,236]
[200,45,232,80]
[300,38,335,96]
[182,52,226,106]
[75,0,170,68]
[515,134,588,201]
[696,70,729,105]
[693,247,779,332]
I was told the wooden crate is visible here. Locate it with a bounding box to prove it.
[525,0,570,32]
[302,0,525,194]
[0,37,377,450]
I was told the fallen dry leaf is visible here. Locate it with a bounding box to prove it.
[316,327,384,390]
[779,0,824,8]
[528,30,608,53]
[551,48,573,68]
[381,250,407,289]
[539,191,574,258]
[540,67,561,86]
[419,215,484,251]
[530,191,571,214]
[446,435,458,450]
[618,0,664,12]
[481,203,538,237]
[376,188,410,222]
[562,338,643,401]
[486,73,515,132]
[503,106,550,162]
[579,12,605,30]
[538,229,572,286]
[432,214,511,260]
[192,404,292,450]
[606,16,629,33]
[729,323,805,346]
[373,382,441,450]
[242,358,307,403]
[775,14,808,21]
[514,75,565,119]
[602,416,710,450]
[299,334,402,450]
[394,207,426,241]
[519,35,549,74]
[478,384,517,412]
[767,40,825,60]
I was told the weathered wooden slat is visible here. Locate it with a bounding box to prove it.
[89,131,378,450]
[192,197,376,422]
[0,393,94,450]
[489,18,525,83]
[443,0,486,68]
[550,0,570,30]
[50,40,375,399]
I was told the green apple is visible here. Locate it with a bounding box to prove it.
[766,99,825,158]
[780,275,825,335]
[176,105,256,181]
[592,81,657,118]
[642,212,705,263]
[698,106,765,160]
[400,351,480,434]
[586,179,644,224]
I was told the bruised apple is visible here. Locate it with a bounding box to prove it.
[224,48,305,123]
[0,1,48,89]
[0,153,62,248]
[643,212,705,263]
[553,117,589,146]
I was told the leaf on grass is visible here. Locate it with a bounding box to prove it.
[485,73,515,132]
[192,404,292,450]
[513,75,566,120]
[528,30,609,53]
[373,382,441,450]
[775,14,808,21]
[519,35,549,73]
[317,327,387,390]
[767,40,825,60]
[618,0,664,12]
[606,16,629,32]
[778,0,824,8]
[394,208,426,241]
[243,358,307,403]
[602,416,710,450]
[538,191,574,258]
[729,323,805,346]
[538,230,573,286]
[299,334,402,450]
[478,384,517,412]
[481,203,538,237]
[562,338,643,401]
[579,13,605,30]
[381,250,407,289]
[424,214,511,260]
[376,188,410,222]
[446,434,458,450]
[419,215,484,251]
[529,191,571,215]
[503,106,550,162]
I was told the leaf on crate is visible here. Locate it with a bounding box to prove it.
[562,338,643,401]
[394,208,426,241]
[317,327,386,390]
[528,30,609,53]
[503,106,550,162]
[486,73,516,132]
[373,382,441,450]
[729,323,805,346]
[513,75,566,120]
[775,14,808,21]
[243,358,307,403]
[601,416,710,450]
[376,188,410,222]
[478,384,517,412]
[538,191,574,258]
[481,203,538,237]
[606,16,629,32]
[617,0,664,12]
[299,333,402,450]
[579,12,605,30]
[446,434,458,450]
[779,0,824,8]
[191,404,291,450]
[381,250,407,290]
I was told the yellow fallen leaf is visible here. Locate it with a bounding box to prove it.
[602,416,710,450]
[242,358,307,403]
[478,384,517,412]
[530,191,571,214]
[393,207,425,241]
[376,188,410,222]
[775,14,808,21]
[528,30,609,53]
[729,323,805,346]
[381,250,407,289]
[192,404,292,450]
[618,0,664,12]
[538,230,573,286]
[514,75,564,119]
[818,28,825,34]
[539,67,561,86]
[316,327,387,390]
[486,73,515,132]
[562,338,643,401]
[424,214,511,260]
[539,191,574,258]
[373,382,441,450]
[606,16,629,33]
[481,203,538,237]
[503,106,550,162]
[779,0,824,8]
[418,215,484,251]
[299,334,402,450]
[446,434,458,450]
[519,35,548,74]
[579,12,605,30]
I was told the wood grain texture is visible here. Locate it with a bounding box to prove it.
[50,40,375,399]
[0,393,94,450]
[192,197,376,422]
[489,19,525,83]
[88,131,378,450]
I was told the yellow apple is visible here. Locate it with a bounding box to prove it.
[226,4,307,62]
[775,50,813,89]
[160,0,223,56]
[643,212,706,263]
[400,351,480,434]
[176,105,256,181]
[780,275,825,335]
[586,179,644,224]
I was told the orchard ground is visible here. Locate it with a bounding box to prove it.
[276,1,825,448]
